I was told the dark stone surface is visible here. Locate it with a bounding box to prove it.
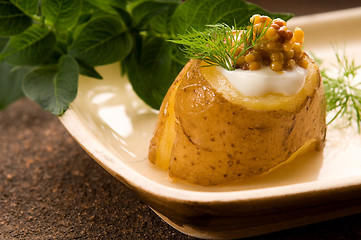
[0,99,195,240]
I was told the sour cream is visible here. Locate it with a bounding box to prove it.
[218,65,307,97]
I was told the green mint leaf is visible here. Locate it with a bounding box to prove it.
[0,24,56,65]
[10,0,39,16]
[23,55,79,115]
[0,1,32,36]
[42,0,82,31]
[0,62,31,109]
[71,13,92,41]
[79,1,109,19]
[83,0,126,16]
[113,5,133,27]
[128,36,182,109]
[131,0,180,29]
[147,1,180,35]
[76,59,102,79]
[69,16,132,66]
[171,0,293,34]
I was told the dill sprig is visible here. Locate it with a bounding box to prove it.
[171,21,270,71]
[321,49,361,132]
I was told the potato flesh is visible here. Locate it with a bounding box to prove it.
[149,55,326,186]
[154,81,180,169]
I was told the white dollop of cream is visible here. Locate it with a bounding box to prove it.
[218,65,307,96]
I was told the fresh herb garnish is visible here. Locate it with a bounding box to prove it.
[321,49,361,131]
[171,22,270,71]
[0,0,292,113]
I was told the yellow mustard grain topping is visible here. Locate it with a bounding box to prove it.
[236,14,308,72]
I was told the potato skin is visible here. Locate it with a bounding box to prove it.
[148,61,192,167]
[149,56,326,186]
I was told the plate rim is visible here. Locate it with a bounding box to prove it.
[59,7,361,204]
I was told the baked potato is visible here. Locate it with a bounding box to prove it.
[148,15,326,186]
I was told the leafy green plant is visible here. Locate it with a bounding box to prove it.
[0,0,292,114]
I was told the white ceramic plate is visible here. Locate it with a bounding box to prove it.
[60,8,361,239]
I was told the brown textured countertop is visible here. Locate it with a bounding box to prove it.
[2,1,361,239]
[0,98,195,239]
